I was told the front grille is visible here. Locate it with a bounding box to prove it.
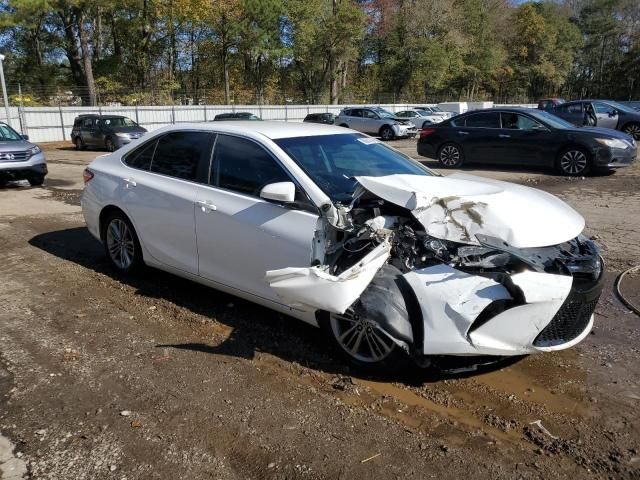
[0,151,29,162]
[533,294,599,347]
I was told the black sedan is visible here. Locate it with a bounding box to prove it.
[417,108,637,176]
[303,113,336,124]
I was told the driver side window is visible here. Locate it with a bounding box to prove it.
[363,110,378,119]
[210,134,291,197]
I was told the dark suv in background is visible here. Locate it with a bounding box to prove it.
[71,115,147,151]
[303,113,336,124]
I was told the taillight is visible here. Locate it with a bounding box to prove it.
[419,128,436,139]
[83,168,94,184]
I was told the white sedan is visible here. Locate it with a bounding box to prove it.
[81,122,604,369]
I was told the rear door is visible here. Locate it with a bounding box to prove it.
[81,117,100,147]
[498,112,549,165]
[460,112,502,162]
[120,130,214,274]
[193,134,319,301]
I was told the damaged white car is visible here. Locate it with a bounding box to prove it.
[81,122,604,369]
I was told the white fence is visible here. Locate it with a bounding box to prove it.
[0,102,537,143]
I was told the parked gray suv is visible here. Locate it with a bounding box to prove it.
[0,122,47,186]
[335,107,417,140]
[71,114,147,151]
[552,100,640,140]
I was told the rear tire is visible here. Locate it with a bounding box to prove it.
[437,142,464,168]
[622,123,640,140]
[339,123,349,128]
[556,147,591,176]
[74,137,85,151]
[380,125,395,141]
[102,211,143,274]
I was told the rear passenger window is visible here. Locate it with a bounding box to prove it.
[150,131,212,181]
[465,112,500,128]
[211,134,290,196]
[124,140,157,170]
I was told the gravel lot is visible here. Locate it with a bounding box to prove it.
[1,139,639,479]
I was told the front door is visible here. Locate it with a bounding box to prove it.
[194,133,318,302]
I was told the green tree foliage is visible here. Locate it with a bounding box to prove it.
[0,0,638,105]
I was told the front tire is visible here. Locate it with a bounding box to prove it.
[102,212,143,273]
[622,123,640,140]
[437,142,464,168]
[320,309,407,372]
[380,125,395,141]
[28,174,45,186]
[556,147,591,176]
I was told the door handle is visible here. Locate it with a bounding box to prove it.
[196,200,217,212]
[498,134,511,138]
[123,178,137,188]
[458,131,469,135]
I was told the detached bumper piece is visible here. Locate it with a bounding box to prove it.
[533,270,604,347]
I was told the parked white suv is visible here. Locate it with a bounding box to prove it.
[394,109,443,129]
[335,107,417,140]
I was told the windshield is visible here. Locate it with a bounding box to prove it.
[274,134,435,203]
[605,101,636,114]
[0,123,23,141]
[372,108,396,119]
[527,110,575,129]
[431,106,443,112]
[415,110,430,116]
[99,117,137,128]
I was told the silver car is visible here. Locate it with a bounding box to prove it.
[395,109,443,129]
[0,122,47,186]
[335,107,417,140]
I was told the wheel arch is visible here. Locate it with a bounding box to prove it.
[99,205,134,242]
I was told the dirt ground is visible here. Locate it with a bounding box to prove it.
[1,139,639,479]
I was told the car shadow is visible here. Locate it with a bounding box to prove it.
[29,226,524,385]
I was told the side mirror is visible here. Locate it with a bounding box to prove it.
[21,134,29,140]
[531,124,548,132]
[609,110,618,117]
[260,181,296,203]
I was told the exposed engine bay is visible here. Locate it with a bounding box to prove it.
[266,173,604,360]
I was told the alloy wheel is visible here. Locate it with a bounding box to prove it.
[560,149,588,175]
[623,124,640,140]
[381,127,394,141]
[106,219,136,269]
[440,145,460,167]
[329,309,395,363]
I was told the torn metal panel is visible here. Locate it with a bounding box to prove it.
[354,173,585,248]
[403,264,513,355]
[265,242,391,314]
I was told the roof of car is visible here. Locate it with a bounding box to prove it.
[459,107,537,115]
[153,121,354,139]
[76,114,126,119]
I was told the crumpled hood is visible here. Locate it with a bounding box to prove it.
[354,173,585,248]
